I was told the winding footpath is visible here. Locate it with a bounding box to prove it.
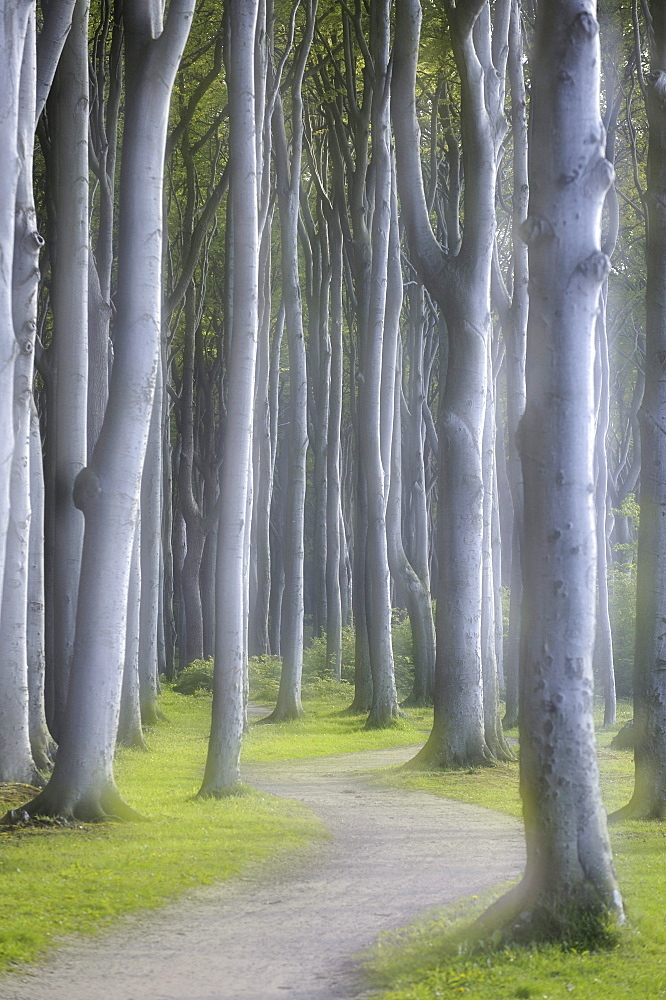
[0,747,524,1000]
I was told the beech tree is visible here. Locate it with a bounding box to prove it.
[19,0,194,819]
[480,0,624,941]
[614,0,666,820]
[393,0,510,767]
[200,0,262,793]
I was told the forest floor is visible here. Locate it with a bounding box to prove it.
[0,744,524,1000]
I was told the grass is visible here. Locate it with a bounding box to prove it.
[243,685,433,762]
[1,686,663,999]
[0,685,430,973]
[364,698,666,1000]
[0,689,327,972]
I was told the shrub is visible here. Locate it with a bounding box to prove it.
[248,655,282,702]
[172,658,214,695]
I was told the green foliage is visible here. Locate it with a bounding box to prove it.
[172,657,214,694]
[248,655,283,702]
[301,615,415,700]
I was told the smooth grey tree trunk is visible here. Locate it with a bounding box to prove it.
[0,9,42,786]
[265,2,316,722]
[139,376,163,725]
[48,0,89,737]
[394,0,508,767]
[326,210,344,680]
[480,0,624,940]
[0,2,31,612]
[361,0,400,729]
[21,0,194,820]
[200,0,261,793]
[117,526,146,749]
[27,401,55,773]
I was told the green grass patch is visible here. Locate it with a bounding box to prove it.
[0,689,326,972]
[364,699,666,1000]
[243,687,432,762]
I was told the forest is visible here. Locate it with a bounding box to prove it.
[0,0,664,974]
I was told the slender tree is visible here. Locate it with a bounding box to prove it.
[199,0,261,794]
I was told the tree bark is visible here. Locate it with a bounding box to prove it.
[394,0,506,767]
[480,0,624,941]
[200,0,261,793]
[265,2,316,722]
[0,8,43,786]
[48,0,89,738]
[20,0,194,820]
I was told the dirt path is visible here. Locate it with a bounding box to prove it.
[0,747,525,1000]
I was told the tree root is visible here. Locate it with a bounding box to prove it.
[1,783,146,825]
[403,738,497,771]
[469,878,624,951]
[608,794,664,823]
[197,782,250,800]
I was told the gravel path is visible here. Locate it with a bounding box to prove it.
[0,746,525,1000]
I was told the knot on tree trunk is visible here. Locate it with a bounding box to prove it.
[519,215,555,245]
[647,70,666,104]
[577,252,610,284]
[73,466,102,512]
[571,11,599,41]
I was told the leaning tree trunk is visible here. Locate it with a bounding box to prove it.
[614,1,666,821]
[20,0,194,821]
[479,0,624,941]
[199,0,261,794]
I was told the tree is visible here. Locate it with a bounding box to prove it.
[479,0,624,941]
[199,0,262,794]
[393,0,509,767]
[18,0,195,820]
[613,0,666,820]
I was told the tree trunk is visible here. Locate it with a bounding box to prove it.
[27,401,55,772]
[326,211,344,680]
[480,0,624,941]
[0,3,31,613]
[117,526,147,749]
[393,0,507,768]
[200,0,261,793]
[0,9,43,787]
[20,0,194,820]
[48,0,89,738]
[265,3,316,722]
[361,2,400,729]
